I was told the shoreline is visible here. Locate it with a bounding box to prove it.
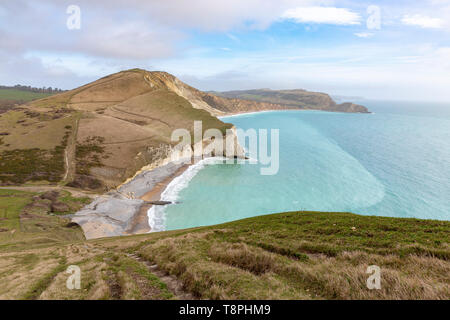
[72,156,227,239]
[72,160,192,239]
[124,164,190,235]
[72,121,245,240]
[219,108,372,119]
[146,157,232,232]
[218,109,281,119]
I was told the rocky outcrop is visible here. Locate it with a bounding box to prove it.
[51,201,70,213]
[333,102,368,113]
[72,192,144,239]
[199,92,294,115]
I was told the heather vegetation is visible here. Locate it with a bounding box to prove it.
[0,127,71,185]
[74,136,107,175]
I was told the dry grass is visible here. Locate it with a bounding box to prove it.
[0,111,76,151]
[68,71,152,107]
[130,212,449,300]
[136,236,449,300]
[1,210,448,300]
[208,243,277,275]
[0,189,85,252]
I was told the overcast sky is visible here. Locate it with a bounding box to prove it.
[1,0,450,101]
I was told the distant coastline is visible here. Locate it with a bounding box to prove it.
[218,109,280,119]
[219,108,372,119]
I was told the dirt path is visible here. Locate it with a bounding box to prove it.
[63,149,69,181]
[62,115,80,184]
[110,106,171,127]
[80,243,196,300]
[101,136,156,145]
[126,253,196,300]
[0,185,97,198]
[65,244,196,300]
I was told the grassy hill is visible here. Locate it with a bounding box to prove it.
[0,191,448,300]
[0,88,53,102]
[0,69,234,191]
[0,188,90,251]
[0,88,55,116]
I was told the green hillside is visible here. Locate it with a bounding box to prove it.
[0,192,448,300]
[0,89,53,102]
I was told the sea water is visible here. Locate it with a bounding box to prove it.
[149,100,450,231]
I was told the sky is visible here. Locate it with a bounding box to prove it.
[1,0,450,102]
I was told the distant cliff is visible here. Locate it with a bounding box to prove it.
[211,88,369,113]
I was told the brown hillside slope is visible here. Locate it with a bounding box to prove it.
[0,69,233,190]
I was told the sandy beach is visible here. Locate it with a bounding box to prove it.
[123,164,190,235]
[218,110,280,119]
[72,160,191,239]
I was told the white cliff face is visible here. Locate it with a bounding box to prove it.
[227,126,247,159]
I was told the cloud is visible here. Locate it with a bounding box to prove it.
[75,21,182,60]
[1,0,450,101]
[401,14,445,28]
[226,33,240,42]
[63,0,315,32]
[157,43,450,102]
[354,32,374,38]
[0,51,93,88]
[281,7,362,25]
[0,0,317,87]
[0,0,319,60]
[0,2,185,60]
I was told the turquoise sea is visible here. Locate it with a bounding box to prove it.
[149,100,450,231]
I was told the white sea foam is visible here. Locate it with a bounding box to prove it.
[147,157,229,232]
[218,110,278,119]
[219,109,319,120]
